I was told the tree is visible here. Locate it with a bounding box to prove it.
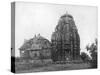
[85,38,97,68]
[80,52,90,63]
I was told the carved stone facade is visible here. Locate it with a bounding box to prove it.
[19,13,80,62]
[19,34,51,60]
[51,13,80,61]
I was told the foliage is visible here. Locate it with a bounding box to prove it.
[86,38,97,68]
[80,52,90,62]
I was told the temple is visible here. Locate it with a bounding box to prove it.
[51,12,80,62]
[19,34,51,60]
[19,12,80,62]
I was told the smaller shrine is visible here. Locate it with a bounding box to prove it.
[19,34,51,60]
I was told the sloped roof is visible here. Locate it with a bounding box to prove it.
[19,34,51,51]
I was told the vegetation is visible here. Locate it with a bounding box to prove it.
[85,38,97,68]
[80,52,90,63]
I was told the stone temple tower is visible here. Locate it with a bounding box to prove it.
[51,12,80,62]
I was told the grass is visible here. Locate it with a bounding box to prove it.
[15,60,93,73]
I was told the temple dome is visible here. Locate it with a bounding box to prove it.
[51,12,80,61]
[51,13,76,43]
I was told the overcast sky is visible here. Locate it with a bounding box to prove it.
[15,2,97,57]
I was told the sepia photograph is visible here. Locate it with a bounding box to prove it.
[11,2,98,73]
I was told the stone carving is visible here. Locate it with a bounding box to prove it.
[19,13,80,62]
[19,34,51,60]
[51,13,80,62]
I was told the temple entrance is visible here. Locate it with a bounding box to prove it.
[54,49,71,62]
[65,50,71,61]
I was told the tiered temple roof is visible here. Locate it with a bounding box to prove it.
[51,12,80,61]
[19,34,51,51]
